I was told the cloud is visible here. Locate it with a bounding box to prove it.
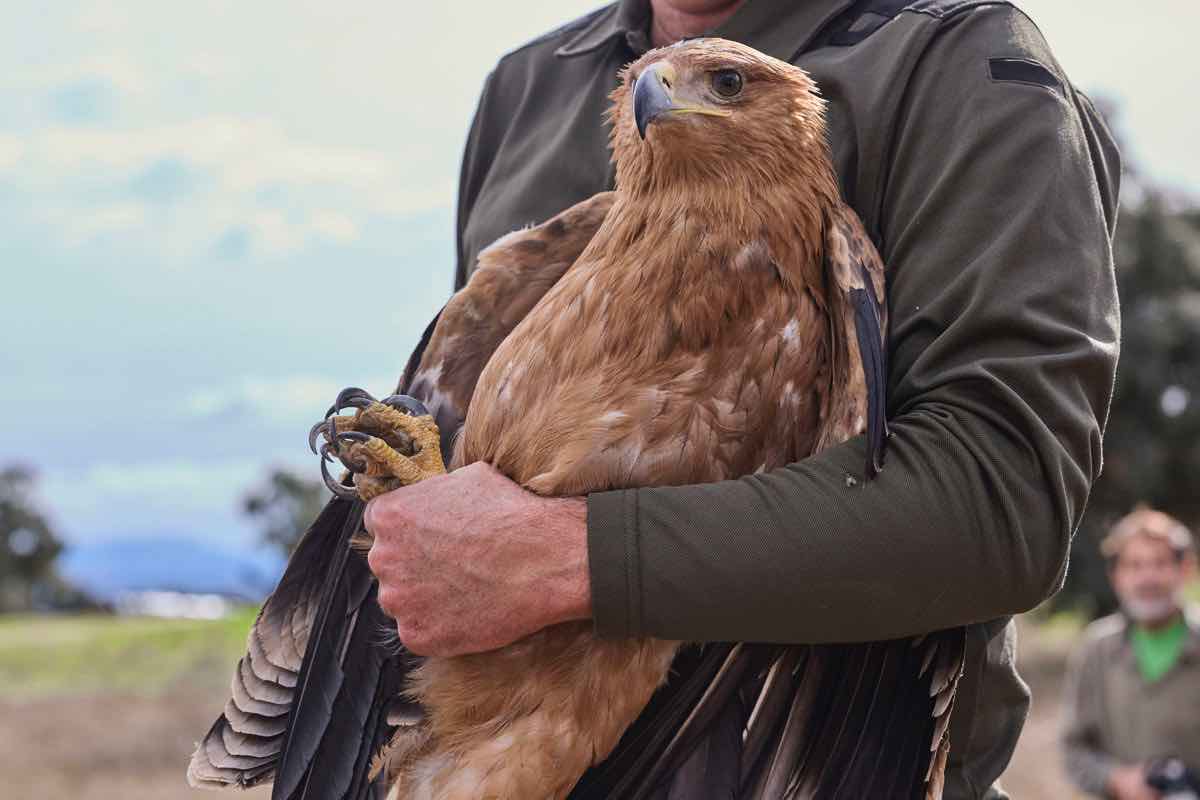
[6,113,452,253]
[311,211,360,243]
[0,134,20,170]
[3,53,149,98]
[63,202,148,243]
[213,225,252,260]
[38,457,267,546]
[28,116,412,203]
[127,156,197,204]
[72,2,134,36]
[182,374,398,427]
[48,78,116,124]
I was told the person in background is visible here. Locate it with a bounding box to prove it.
[1062,506,1200,799]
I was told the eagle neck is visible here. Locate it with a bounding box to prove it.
[601,171,835,295]
[576,176,834,355]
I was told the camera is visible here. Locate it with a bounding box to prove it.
[1147,757,1200,800]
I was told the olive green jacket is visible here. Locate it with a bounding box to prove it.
[453,1,1121,797]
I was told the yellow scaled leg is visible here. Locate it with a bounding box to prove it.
[309,388,445,502]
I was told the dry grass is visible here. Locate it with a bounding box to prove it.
[0,611,268,799]
[0,611,1086,799]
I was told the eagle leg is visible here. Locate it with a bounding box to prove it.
[311,389,445,501]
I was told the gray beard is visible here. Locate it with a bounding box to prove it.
[1122,594,1181,624]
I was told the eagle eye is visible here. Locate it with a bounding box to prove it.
[711,69,743,98]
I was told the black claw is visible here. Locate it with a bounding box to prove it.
[324,387,377,419]
[380,394,429,417]
[308,419,331,455]
[319,449,358,499]
[335,431,372,445]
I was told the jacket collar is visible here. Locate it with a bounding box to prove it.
[1186,604,1200,659]
[555,0,857,62]
[1115,604,1200,664]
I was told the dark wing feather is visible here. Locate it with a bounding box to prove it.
[579,634,964,800]
[819,202,890,476]
[187,497,354,790]
[566,643,755,799]
[290,583,392,800]
[271,501,366,799]
[190,192,615,798]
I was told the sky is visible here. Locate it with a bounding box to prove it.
[2,1,1198,556]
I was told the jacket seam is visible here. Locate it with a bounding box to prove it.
[904,0,1014,20]
[497,4,612,65]
[871,1,1029,251]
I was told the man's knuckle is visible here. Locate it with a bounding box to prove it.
[366,543,384,575]
[399,625,430,654]
[377,585,402,617]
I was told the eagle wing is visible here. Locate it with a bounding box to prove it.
[188,192,614,799]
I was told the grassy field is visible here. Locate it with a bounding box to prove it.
[0,609,271,800]
[0,610,1083,799]
[0,609,256,698]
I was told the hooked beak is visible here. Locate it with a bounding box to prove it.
[633,61,734,140]
[634,62,677,139]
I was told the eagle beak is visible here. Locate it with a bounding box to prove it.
[634,62,677,139]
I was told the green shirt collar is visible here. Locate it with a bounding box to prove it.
[1132,615,1190,683]
[1118,605,1200,670]
[555,0,856,62]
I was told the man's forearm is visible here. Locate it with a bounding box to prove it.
[586,395,1079,641]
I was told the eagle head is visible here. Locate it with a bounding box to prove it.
[608,38,834,197]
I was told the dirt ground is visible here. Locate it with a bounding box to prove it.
[0,688,270,800]
[1001,651,1087,799]
[0,616,1084,799]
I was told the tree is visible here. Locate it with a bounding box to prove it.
[0,465,64,612]
[243,467,330,557]
[1059,188,1200,615]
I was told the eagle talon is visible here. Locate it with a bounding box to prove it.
[308,418,333,455]
[325,387,377,418]
[319,445,358,499]
[380,394,429,417]
[310,387,445,503]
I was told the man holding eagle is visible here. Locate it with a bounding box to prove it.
[189,1,1120,798]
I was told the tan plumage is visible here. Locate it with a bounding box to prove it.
[191,38,961,800]
[391,38,888,799]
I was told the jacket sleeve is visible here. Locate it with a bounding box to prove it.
[1060,639,1118,796]
[585,6,1122,641]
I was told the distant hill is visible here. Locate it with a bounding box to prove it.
[58,537,286,604]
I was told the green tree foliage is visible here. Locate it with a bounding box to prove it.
[1061,188,1200,615]
[243,468,329,557]
[0,465,65,611]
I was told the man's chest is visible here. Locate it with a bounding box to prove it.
[1100,652,1200,765]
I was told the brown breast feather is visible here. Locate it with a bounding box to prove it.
[455,199,831,496]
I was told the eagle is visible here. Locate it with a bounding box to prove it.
[189,38,965,800]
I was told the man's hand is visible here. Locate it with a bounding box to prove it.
[1107,764,1161,800]
[364,461,591,657]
